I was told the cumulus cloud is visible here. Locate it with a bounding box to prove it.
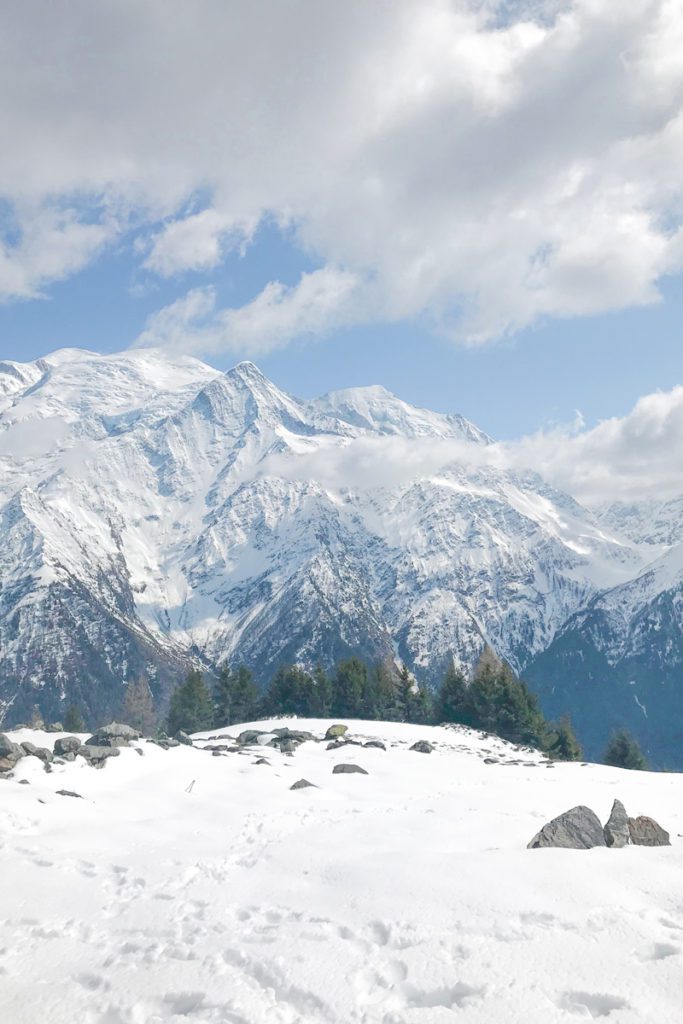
[0,1,682,345]
[258,385,683,507]
[135,267,362,355]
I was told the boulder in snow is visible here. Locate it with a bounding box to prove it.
[54,736,82,756]
[325,724,348,740]
[86,723,140,747]
[604,799,631,848]
[410,740,434,754]
[528,806,606,850]
[20,741,53,764]
[290,779,317,790]
[79,745,121,768]
[628,816,671,847]
[175,731,193,746]
[332,763,368,775]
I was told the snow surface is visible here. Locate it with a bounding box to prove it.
[2,718,681,1023]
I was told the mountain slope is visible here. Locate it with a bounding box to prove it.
[0,347,662,740]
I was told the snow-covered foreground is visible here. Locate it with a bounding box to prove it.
[1,719,681,1023]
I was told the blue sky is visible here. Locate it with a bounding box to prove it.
[0,1,681,442]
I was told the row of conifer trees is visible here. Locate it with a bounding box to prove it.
[155,649,588,761]
[66,647,646,769]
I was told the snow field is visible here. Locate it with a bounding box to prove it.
[1,719,682,1023]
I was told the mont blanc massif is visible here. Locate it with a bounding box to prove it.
[0,348,680,764]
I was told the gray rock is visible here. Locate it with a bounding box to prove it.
[0,757,15,774]
[363,740,386,750]
[332,763,368,775]
[175,731,193,746]
[604,799,631,848]
[46,723,64,733]
[628,816,671,847]
[326,740,345,750]
[21,741,53,764]
[56,789,83,799]
[237,730,263,746]
[254,757,270,765]
[53,736,82,756]
[86,723,140,747]
[0,733,24,764]
[325,724,348,740]
[78,745,121,768]
[272,727,316,743]
[18,778,30,785]
[278,739,296,754]
[410,740,434,754]
[528,806,607,850]
[290,778,317,790]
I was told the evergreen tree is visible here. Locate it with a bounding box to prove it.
[63,705,85,733]
[602,730,648,770]
[263,665,317,717]
[213,666,233,726]
[396,663,415,722]
[310,665,332,716]
[547,714,582,761]
[433,664,468,724]
[213,665,259,726]
[330,658,367,717]
[464,648,549,748]
[167,670,214,735]
[230,666,259,724]
[410,682,433,724]
[121,677,156,735]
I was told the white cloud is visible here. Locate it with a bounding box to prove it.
[135,267,361,355]
[257,385,683,507]
[0,204,113,301]
[0,1,682,344]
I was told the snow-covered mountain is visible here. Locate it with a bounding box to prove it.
[0,347,677,757]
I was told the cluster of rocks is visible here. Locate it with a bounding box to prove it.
[528,799,671,850]
[0,722,142,776]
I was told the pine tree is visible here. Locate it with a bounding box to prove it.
[464,648,549,748]
[213,666,233,726]
[167,670,214,736]
[547,714,582,761]
[310,665,332,716]
[396,663,414,722]
[330,658,367,717]
[121,677,156,735]
[63,705,85,733]
[602,730,648,770]
[433,664,468,723]
[230,666,259,724]
[263,665,317,717]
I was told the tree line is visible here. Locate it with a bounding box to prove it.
[65,647,648,769]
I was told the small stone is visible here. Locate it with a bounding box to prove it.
[56,789,83,799]
[604,799,631,848]
[290,778,317,790]
[628,816,671,847]
[18,778,30,785]
[21,742,53,764]
[528,806,607,850]
[53,736,82,756]
[483,757,498,764]
[46,723,63,733]
[86,723,140,748]
[254,757,270,765]
[237,730,263,745]
[410,740,434,754]
[332,763,368,775]
[78,745,121,768]
[363,740,386,750]
[326,739,346,750]
[325,724,348,740]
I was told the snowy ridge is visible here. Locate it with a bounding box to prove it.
[0,346,672,732]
